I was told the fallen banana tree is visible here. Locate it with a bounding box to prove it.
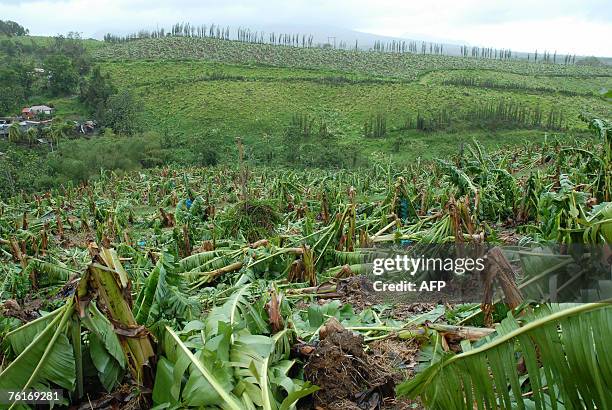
[0,248,155,408]
[152,283,319,409]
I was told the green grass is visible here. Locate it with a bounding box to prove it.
[46,95,90,119]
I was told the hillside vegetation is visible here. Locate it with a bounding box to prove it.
[87,38,612,165]
[2,33,612,191]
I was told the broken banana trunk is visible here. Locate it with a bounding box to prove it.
[0,248,156,408]
[78,248,156,386]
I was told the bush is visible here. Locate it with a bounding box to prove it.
[44,54,79,96]
[0,142,50,198]
[222,200,281,242]
[102,90,143,136]
[46,136,158,183]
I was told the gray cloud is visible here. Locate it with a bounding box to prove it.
[1,0,610,55]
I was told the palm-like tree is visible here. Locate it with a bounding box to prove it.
[26,127,38,147]
[49,119,74,149]
[8,123,23,144]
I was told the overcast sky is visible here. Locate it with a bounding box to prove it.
[2,0,611,56]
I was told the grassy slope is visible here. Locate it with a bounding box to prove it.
[51,37,612,164]
[87,58,610,162]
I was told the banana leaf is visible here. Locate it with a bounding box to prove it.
[157,325,243,409]
[179,249,233,271]
[81,302,126,391]
[397,302,612,409]
[153,288,318,409]
[0,300,76,396]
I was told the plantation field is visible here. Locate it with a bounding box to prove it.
[420,69,612,96]
[1,127,611,408]
[93,37,612,80]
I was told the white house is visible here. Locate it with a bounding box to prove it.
[29,105,54,115]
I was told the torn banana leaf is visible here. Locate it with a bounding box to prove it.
[397,302,612,409]
[81,301,126,391]
[0,299,76,397]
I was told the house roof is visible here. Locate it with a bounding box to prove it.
[22,107,31,113]
[30,105,53,111]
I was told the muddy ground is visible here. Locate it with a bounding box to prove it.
[295,276,431,410]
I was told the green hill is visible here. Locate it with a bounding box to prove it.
[75,37,612,164]
[90,58,610,164]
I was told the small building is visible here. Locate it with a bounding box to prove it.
[30,105,54,116]
[21,105,54,119]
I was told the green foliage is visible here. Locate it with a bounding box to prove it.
[0,59,33,115]
[0,20,29,37]
[156,132,220,167]
[45,135,152,183]
[154,285,317,409]
[0,265,31,300]
[79,65,117,118]
[49,32,92,75]
[102,89,142,136]
[363,113,387,138]
[80,302,127,391]
[397,303,612,409]
[44,54,79,96]
[0,302,76,393]
[444,76,586,97]
[7,123,23,143]
[48,118,75,145]
[0,141,50,198]
[133,253,200,328]
[223,200,282,242]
